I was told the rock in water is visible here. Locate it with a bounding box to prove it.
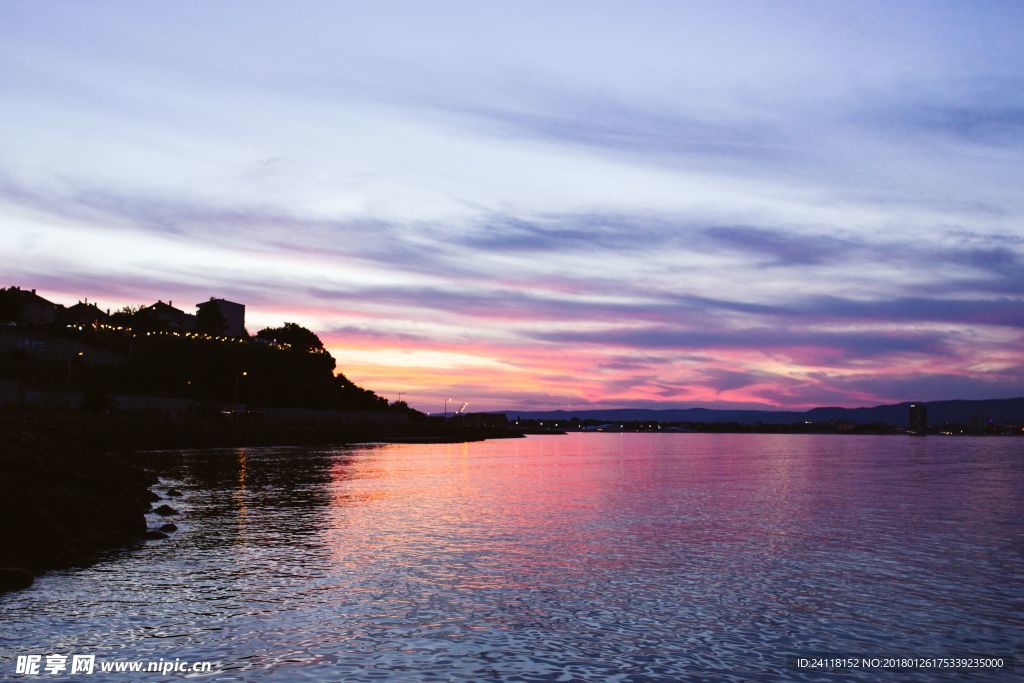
[153,504,179,516]
[0,567,34,591]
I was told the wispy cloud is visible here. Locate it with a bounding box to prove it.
[1,1,1023,410]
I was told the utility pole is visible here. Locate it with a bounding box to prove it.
[67,351,83,404]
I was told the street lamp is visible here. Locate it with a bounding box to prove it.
[444,397,452,416]
[67,351,84,396]
[235,370,248,404]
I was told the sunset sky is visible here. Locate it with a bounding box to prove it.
[2,1,1022,412]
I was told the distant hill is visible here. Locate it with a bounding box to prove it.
[504,397,1024,428]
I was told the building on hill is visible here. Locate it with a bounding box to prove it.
[0,286,59,327]
[58,300,110,327]
[135,300,195,331]
[196,298,246,337]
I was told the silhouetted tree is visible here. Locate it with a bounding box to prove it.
[109,305,143,326]
[256,323,324,352]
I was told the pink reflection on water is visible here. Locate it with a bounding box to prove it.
[323,433,1019,600]
[321,435,845,601]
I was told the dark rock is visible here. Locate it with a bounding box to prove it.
[159,523,178,532]
[0,423,160,584]
[144,490,161,502]
[144,530,169,540]
[153,504,178,516]
[166,488,183,497]
[0,567,34,591]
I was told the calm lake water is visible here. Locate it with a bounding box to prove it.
[2,434,1022,681]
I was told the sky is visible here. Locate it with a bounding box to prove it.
[1,1,1023,413]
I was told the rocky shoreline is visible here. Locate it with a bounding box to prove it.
[0,411,522,592]
[0,428,158,592]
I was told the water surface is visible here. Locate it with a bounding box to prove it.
[2,434,1022,680]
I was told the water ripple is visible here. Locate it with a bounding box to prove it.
[2,435,1022,681]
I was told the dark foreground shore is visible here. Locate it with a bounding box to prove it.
[0,410,522,591]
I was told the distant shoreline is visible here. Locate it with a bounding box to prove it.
[520,428,1019,437]
[505,396,1024,437]
[516,424,1021,436]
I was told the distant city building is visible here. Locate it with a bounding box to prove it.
[835,419,856,433]
[196,298,246,337]
[58,300,110,327]
[136,300,196,331]
[908,402,928,435]
[0,286,58,327]
[967,415,990,435]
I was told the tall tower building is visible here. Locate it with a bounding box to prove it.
[908,403,928,436]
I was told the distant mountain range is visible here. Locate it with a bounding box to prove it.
[503,397,1024,428]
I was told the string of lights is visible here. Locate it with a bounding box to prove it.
[63,323,328,354]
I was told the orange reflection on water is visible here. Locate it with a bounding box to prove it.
[233,448,249,542]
